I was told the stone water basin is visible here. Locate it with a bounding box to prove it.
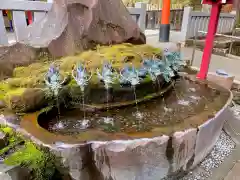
[18,75,232,180]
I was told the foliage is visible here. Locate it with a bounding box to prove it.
[0,126,63,180]
[3,88,26,111]
[0,126,23,157]
[0,83,10,100]
[4,142,60,180]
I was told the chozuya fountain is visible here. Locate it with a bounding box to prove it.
[0,0,235,178]
[5,44,228,180]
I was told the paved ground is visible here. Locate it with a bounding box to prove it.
[224,161,240,180]
[146,33,240,81]
[208,129,240,180]
[145,29,183,42]
[146,31,240,180]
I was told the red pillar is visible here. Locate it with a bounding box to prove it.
[196,3,222,80]
[159,0,171,42]
[27,11,33,25]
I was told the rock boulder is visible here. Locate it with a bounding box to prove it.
[4,88,47,113]
[20,0,146,57]
[0,0,145,79]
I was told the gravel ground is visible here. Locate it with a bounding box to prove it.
[180,131,236,180]
[180,102,240,180]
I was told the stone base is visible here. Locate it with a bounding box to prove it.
[0,75,233,180]
[207,73,235,90]
[0,164,29,180]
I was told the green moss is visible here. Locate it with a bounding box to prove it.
[4,142,57,180]
[0,139,23,156]
[142,74,153,83]
[0,126,63,180]
[144,94,154,99]
[4,88,26,103]
[1,126,14,135]
[2,88,26,111]
[0,83,11,100]
[9,62,50,88]
[68,78,77,86]
[13,63,49,78]
[5,88,26,97]
[39,106,54,114]
[0,43,163,112]
[2,43,162,89]
[0,126,22,156]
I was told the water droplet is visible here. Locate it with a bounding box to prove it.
[178,99,190,106]
[52,121,65,130]
[133,111,143,119]
[189,88,196,92]
[164,107,173,113]
[102,117,114,125]
[75,119,90,129]
[190,95,200,101]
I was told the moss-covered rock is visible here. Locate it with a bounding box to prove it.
[0,131,8,149]
[0,83,11,100]
[0,43,164,113]
[4,88,47,113]
[0,125,65,180]
[1,44,162,89]
[0,101,5,109]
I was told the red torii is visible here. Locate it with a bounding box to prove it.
[197,0,233,80]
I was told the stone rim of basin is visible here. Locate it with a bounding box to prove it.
[13,74,232,145]
[0,74,233,180]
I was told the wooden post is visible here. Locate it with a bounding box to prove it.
[196,3,222,79]
[159,0,171,42]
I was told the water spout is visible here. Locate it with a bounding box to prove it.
[120,65,140,86]
[45,63,65,96]
[120,65,143,119]
[72,62,92,120]
[96,61,118,89]
[45,63,65,118]
[72,62,92,92]
[164,51,185,72]
[143,56,163,82]
[96,61,118,120]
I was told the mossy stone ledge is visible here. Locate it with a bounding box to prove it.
[0,44,167,113]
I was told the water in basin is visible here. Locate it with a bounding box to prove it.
[38,77,229,137]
